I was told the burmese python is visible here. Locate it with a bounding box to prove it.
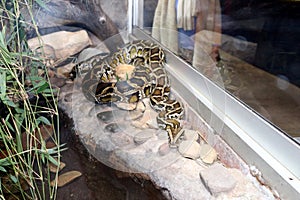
[77,40,184,145]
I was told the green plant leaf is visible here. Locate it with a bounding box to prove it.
[0,158,11,166]
[36,82,49,93]
[43,93,58,97]
[47,155,58,166]
[9,174,18,184]
[46,143,67,155]
[29,76,44,82]
[0,156,17,166]
[43,88,58,94]
[15,107,24,114]
[40,150,46,163]
[0,27,6,44]
[31,80,48,92]
[0,179,2,195]
[0,71,6,99]
[2,98,17,107]
[0,166,7,172]
[36,116,51,125]
[5,114,15,132]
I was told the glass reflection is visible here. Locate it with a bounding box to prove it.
[142,0,300,144]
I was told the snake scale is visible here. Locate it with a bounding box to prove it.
[77,40,184,145]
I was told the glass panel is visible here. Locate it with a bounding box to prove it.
[140,0,300,145]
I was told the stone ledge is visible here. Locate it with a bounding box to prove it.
[57,80,275,200]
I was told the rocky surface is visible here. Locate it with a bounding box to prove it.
[200,163,237,196]
[199,144,218,164]
[178,140,201,159]
[58,72,275,200]
[38,27,276,199]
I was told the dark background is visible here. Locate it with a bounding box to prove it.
[220,0,300,87]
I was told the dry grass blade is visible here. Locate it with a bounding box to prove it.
[51,171,82,187]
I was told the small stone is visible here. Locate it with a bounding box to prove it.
[158,143,171,156]
[132,108,158,129]
[199,163,237,196]
[134,130,154,145]
[178,140,201,159]
[199,144,218,164]
[51,170,82,187]
[146,118,159,129]
[104,123,122,133]
[131,121,147,129]
[126,110,144,121]
[183,130,199,141]
[63,92,73,103]
[97,111,115,123]
[111,132,132,146]
[88,104,107,117]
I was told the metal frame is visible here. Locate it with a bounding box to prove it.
[128,0,144,33]
[132,27,300,199]
[129,1,300,199]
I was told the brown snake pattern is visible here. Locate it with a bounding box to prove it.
[77,40,184,145]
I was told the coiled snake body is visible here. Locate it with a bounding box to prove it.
[78,40,184,145]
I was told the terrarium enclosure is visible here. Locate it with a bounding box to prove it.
[1,0,300,199]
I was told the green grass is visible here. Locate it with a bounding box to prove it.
[0,0,61,199]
